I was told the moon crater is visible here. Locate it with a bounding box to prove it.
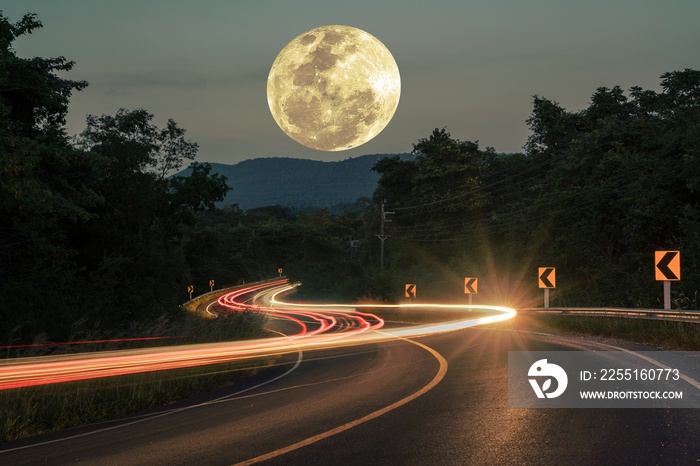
[267,25,400,152]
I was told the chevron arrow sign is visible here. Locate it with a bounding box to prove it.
[405,284,416,298]
[464,277,478,294]
[538,267,556,289]
[655,251,680,281]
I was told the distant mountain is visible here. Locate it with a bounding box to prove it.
[186,153,413,210]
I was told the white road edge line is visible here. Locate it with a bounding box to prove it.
[0,331,304,454]
[514,328,700,391]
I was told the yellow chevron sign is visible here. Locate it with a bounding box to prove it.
[405,284,416,298]
[464,277,478,294]
[655,251,680,281]
[538,267,556,289]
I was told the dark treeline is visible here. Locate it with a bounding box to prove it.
[0,13,231,344]
[193,66,700,309]
[240,69,700,309]
[371,70,700,307]
[2,12,699,346]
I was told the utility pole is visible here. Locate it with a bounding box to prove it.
[348,237,359,258]
[376,201,394,270]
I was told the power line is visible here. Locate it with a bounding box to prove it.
[385,147,688,243]
[376,200,394,270]
[392,150,569,214]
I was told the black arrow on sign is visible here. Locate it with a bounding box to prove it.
[657,251,679,280]
[539,268,555,288]
[406,284,416,298]
[465,278,477,294]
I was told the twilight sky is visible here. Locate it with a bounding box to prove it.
[3,1,699,165]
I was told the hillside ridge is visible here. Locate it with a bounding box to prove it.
[189,153,413,210]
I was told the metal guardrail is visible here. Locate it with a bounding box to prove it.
[520,307,700,323]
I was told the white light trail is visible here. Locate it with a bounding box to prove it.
[0,280,516,390]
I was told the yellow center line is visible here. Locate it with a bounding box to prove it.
[231,335,448,466]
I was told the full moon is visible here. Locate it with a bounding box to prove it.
[267,25,400,152]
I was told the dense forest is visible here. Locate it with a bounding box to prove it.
[0,13,232,344]
[1,12,699,346]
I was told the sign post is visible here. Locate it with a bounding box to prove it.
[278,268,283,277]
[655,251,680,310]
[188,285,194,300]
[209,279,215,292]
[538,267,556,308]
[464,277,478,306]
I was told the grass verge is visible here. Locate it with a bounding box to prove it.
[1,309,273,443]
[0,357,274,442]
[520,314,700,350]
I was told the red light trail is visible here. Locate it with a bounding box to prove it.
[0,279,515,391]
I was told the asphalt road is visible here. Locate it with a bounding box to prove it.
[2,319,699,465]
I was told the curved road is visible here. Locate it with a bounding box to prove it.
[1,287,699,465]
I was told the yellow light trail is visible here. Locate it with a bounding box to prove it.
[0,280,516,391]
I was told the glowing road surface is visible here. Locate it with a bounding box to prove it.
[0,279,516,391]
